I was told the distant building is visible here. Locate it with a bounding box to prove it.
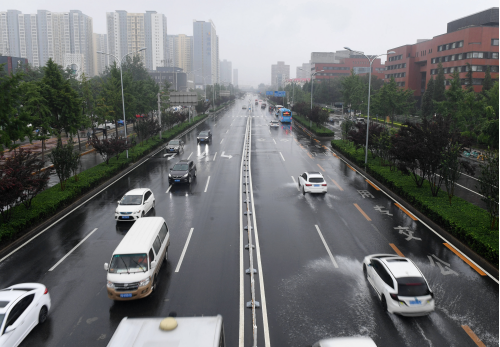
[233,68,238,86]
[312,55,386,81]
[220,59,232,85]
[296,63,311,78]
[0,55,28,74]
[284,78,310,87]
[271,61,290,87]
[148,66,187,91]
[93,33,108,76]
[384,7,499,100]
[193,19,219,86]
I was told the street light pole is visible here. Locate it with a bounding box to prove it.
[344,47,395,165]
[97,47,146,159]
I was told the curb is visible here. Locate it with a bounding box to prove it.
[0,115,211,258]
[330,146,499,279]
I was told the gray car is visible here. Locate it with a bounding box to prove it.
[166,139,184,153]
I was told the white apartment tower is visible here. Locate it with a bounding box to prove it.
[93,33,108,75]
[220,59,232,85]
[193,20,219,85]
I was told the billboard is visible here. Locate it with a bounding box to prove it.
[266,91,273,96]
[274,91,286,97]
[170,92,198,105]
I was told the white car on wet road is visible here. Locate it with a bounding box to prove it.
[115,188,155,222]
[0,283,51,347]
[363,254,435,316]
[269,120,280,128]
[298,172,327,194]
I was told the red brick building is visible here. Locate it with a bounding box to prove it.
[312,56,386,82]
[384,8,499,101]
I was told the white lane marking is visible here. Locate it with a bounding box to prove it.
[204,176,211,192]
[315,225,339,268]
[175,228,194,273]
[330,149,499,284]
[213,152,217,161]
[273,138,276,145]
[220,138,224,144]
[248,126,271,347]
[187,152,193,160]
[226,130,228,133]
[49,228,98,271]
[279,152,285,161]
[166,185,172,193]
[291,176,300,191]
[268,129,271,134]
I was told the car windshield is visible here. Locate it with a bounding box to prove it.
[397,277,430,296]
[109,254,148,273]
[173,164,189,171]
[199,132,208,136]
[169,140,180,145]
[309,177,324,183]
[120,195,143,205]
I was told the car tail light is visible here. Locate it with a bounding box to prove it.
[44,287,49,295]
[305,184,312,186]
[322,184,327,186]
[390,293,398,301]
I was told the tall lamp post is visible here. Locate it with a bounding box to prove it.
[97,47,146,159]
[344,47,395,164]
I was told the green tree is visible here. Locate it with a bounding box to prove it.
[465,63,474,91]
[421,77,435,119]
[482,66,493,94]
[477,150,499,229]
[48,138,80,190]
[433,62,446,104]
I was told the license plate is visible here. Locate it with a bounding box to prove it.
[314,184,320,187]
[122,216,130,219]
[409,298,422,305]
[170,149,174,151]
[120,293,132,298]
[175,180,180,182]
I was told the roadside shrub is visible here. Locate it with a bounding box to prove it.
[293,113,334,136]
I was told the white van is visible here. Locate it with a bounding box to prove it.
[104,217,170,301]
[107,315,225,347]
[313,337,377,347]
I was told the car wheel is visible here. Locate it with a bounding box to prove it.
[151,275,157,292]
[164,247,169,263]
[194,169,197,177]
[142,211,145,218]
[381,295,388,311]
[302,186,306,195]
[152,201,155,209]
[363,264,368,279]
[39,306,48,324]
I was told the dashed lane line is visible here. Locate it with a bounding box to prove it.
[187,152,193,160]
[291,176,300,191]
[317,164,325,172]
[166,185,172,193]
[307,152,313,159]
[220,138,224,144]
[389,243,405,257]
[175,228,194,273]
[444,243,486,276]
[49,228,98,271]
[395,203,418,221]
[461,325,486,347]
[204,176,211,192]
[213,152,217,161]
[327,176,344,191]
[315,225,339,268]
[273,138,276,145]
[353,203,371,221]
[279,152,285,161]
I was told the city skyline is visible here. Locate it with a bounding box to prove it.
[2,0,498,86]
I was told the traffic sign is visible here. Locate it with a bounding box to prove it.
[266,91,273,96]
[274,91,286,97]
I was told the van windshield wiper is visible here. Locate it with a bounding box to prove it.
[120,257,130,274]
[131,258,147,273]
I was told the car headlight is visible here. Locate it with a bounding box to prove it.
[168,173,172,177]
[197,137,200,139]
[182,173,188,178]
[139,277,150,287]
[107,281,115,288]
[134,209,142,213]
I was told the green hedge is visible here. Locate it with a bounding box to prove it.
[331,140,499,266]
[0,114,209,244]
[293,113,335,136]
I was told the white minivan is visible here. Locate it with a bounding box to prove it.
[104,217,170,301]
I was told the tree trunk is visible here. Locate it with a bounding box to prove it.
[77,130,81,151]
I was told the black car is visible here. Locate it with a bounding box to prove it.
[166,139,184,153]
[169,160,197,184]
[261,103,266,109]
[197,130,212,144]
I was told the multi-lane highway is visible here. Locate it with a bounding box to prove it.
[0,97,497,347]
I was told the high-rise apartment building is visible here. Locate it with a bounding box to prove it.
[233,68,238,87]
[107,10,167,69]
[296,63,311,78]
[193,20,219,86]
[176,34,193,73]
[220,59,232,85]
[271,61,290,86]
[166,35,176,67]
[0,9,94,75]
[93,33,108,75]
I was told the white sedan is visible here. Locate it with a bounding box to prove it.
[363,254,435,316]
[269,120,280,127]
[0,283,51,347]
[298,172,327,194]
[115,188,155,222]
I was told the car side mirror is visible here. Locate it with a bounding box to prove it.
[5,325,15,333]
[104,263,109,271]
[368,263,372,267]
[151,260,157,269]
[117,201,120,204]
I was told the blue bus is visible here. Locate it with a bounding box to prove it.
[278,108,292,123]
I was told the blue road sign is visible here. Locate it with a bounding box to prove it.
[266,91,273,96]
[274,91,286,97]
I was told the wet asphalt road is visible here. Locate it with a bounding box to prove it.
[0,97,497,347]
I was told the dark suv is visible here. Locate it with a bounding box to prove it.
[197,130,212,144]
[169,160,197,184]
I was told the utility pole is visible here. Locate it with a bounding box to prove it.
[157,91,162,140]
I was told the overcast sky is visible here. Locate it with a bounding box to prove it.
[7,0,498,87]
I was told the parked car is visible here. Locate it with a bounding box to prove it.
[166,139,184,154]
[362,254,435,316]
[197,130,212,144]
[298,172,328,194]
[0,283,51,347]
[169,160,197,185]
[115,188,155,222]
[95,122,116,130]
